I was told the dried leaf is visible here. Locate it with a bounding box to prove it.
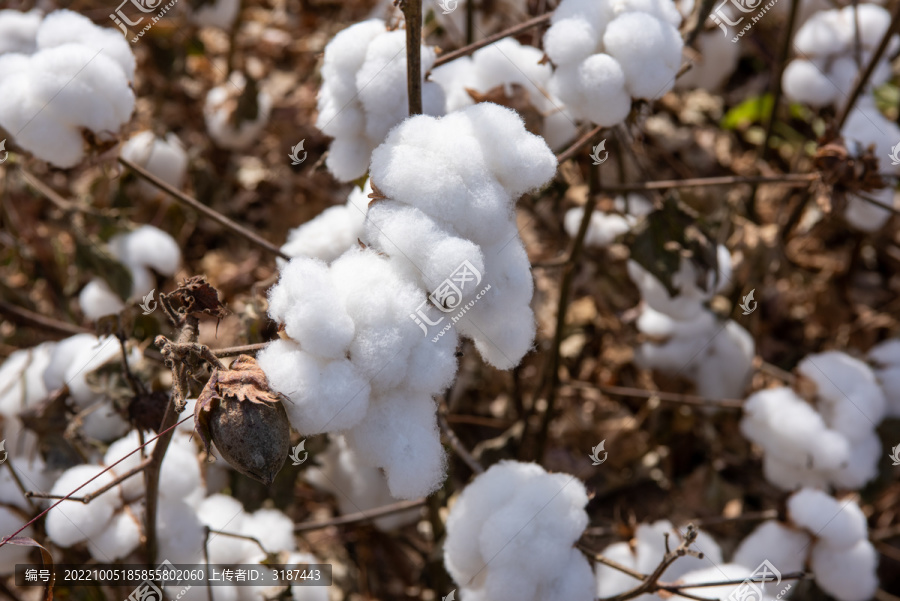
[7,536,55,601]
[170,276,228,319]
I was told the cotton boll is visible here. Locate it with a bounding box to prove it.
[762,454,831,490]
[611,0,683,26]
[575,54,633,126]
[810,538,878,601]
[603,13,682,100]
[797,351,886,441]
[113,225,182,279]
[190,0,240,30]
[36,9,135,81]
[675,30,740,91]
[552,0,615,30]
[787,488,867,549]
[429,57,478,113]
[81,402,131,442]
[46,465,120,547]
[88,509,141,561]
[258,340,370,434]
[79,279,126,320]
[60,335,121,405]
[0,342,54,417]
[782,59,838,107]
[829,430,881,489]
[463,300,536,370]
[242,509,296,553]
[204,74,272,150]
[678,564,773,600]
[267,257,355,359]
[156,499,205,564]
[0,507,35,574]
[159,433,202,501]
[0,454,52,511]
[869,339,900,417]
[565,207,631,247]
[793,9,851,55]
[594,541,641,596]
[198,494,257,564]
[543,17,600,65]
[842,95,900,173]
[120,132,189,197]
[0,9,41,54]
[733,521,812,577]
[104,430,155,499]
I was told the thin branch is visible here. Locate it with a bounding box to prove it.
[577,543,646,581]
[660,572,808,593]
[567,381,744,409]
[400,0,423,116]
[118,157,289,261]
[836,0,900,130]
[598,173,819,193]
[3,459,39,514]
[212,342,270,357]
[556,124,605,165]
[0,415,193,550]
[207,528,269,556]
[432,12,552,68]
[294,498,426,532]
[438,410,485,474]
[0,300,90,337]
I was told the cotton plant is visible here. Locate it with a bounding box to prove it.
[741,351,886,491]
[315,19,446,182]
[0,9,42,54]
[260,103,555,499]
[44,430,202,561]
[120,131,190,198]
[563,193,653,248]
[0,9,136,168]
[305,435,422,531]
[279,181,372,264]
[79,225,182,320]
[430,38,577,149]
[782,4,898,109]
[204,72,272,150]
[868,339,900,418]
[444,461,595,601]
[542,0,683,127]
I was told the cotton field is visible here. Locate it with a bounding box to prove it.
[0,0,899,600]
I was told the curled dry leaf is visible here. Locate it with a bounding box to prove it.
[169,275,229,320]
[194,355,291,485]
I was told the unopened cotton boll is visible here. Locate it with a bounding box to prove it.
[190,0,240,30]
[0,9,41,55]
[204,73,272,150]
[120,131,189,197]
[444,461,594,601]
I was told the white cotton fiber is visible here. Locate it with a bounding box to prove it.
[113,225,182,277]
[787,488,867,549]
[257,340,370,434]
[105,430,154,500]
[190,0,240,30]
[797,351,886,441]
[156,499,205,564]
[678,564,772,600]
[36,9,134,81]
[444,461,594,601]
[676,31,740,91]
[120,131,189,197]
[0,453,51,511]
[88,509,141,561]
[204,73,272,150]
[0,342,54,417]
[0,9,41,55]
[45,465,120,547]
[79,280,127,320]
[0,507,35,575]
[280,183,370,263]
[199,494,256,565]
[869,339,900,417]
[0,43,134,168]
[159,432,203,501]
[242,508,296,553]
[733,520,812,577]
[306,435,422,531]
[603,12,682,100]
[809,539,879,601]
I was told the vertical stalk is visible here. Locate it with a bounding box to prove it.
[401,0,423,116]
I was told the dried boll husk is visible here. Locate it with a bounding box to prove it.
[194,355,291,485]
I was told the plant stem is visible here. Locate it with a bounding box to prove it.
[212,342,270,357]
[432,12,552,68]
[0,300,89,337]
[400,0,423,116]
[598,173,818,193]
[567,382,744,409]
[438,409,485,474]
[118,157,289,261]
[293,498,426,532]
[556,124,605,164]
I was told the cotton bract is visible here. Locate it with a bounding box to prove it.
[0,9,135,167]
[444,461,594,601]
[543,0,683,127]
[79,225,181,320]
[316,19,445,181]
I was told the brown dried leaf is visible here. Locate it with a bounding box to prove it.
[171,276,228,319]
